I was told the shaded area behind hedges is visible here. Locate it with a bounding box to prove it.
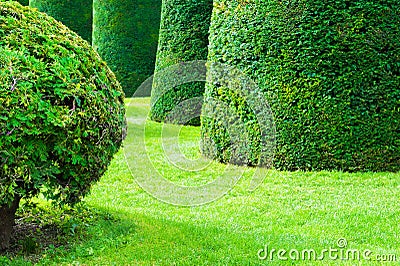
[29,0,93,43]
[93,0,162,97]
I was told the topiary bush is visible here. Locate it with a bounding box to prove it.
[201,0,400,172]
[149,0,213,126]
[92,0,162,97]
[29,0,93,43]
[0,1,126,249]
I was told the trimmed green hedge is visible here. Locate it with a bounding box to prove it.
[29,0,92,43]
[93,0,161,97]
[201,0,400,172]
[149,0,213,125]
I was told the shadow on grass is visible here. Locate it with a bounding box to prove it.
[1,202,267,265]
[0,202,135,265]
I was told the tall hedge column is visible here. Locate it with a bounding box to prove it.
[149,0,213,125]
[92,0,161,96]
[29,0,92,43]
[201,0,400,172]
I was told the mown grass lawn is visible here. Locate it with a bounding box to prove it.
[3,98,400,265]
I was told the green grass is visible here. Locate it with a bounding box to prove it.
[3,98,399,265]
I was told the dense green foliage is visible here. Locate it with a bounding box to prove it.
[29,0,92,43]
[0,1,126,206]
[202,0,400,172]
[16,0,27,5]
[149,0,213,125]
[93,0,161,97]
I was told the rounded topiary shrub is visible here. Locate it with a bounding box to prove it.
[149,0,213,126]
[201,0,400,172]
[93,0,162,97]
[0,1,126,249]
[29,0,93,43]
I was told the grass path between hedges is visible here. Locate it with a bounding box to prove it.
[6,98,400,265]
